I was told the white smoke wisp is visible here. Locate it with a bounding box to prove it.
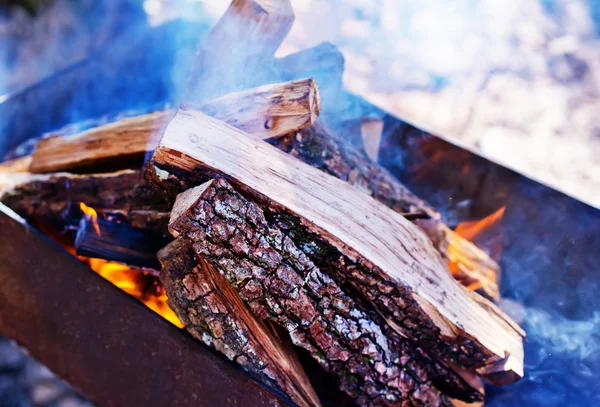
[526,308,600,362]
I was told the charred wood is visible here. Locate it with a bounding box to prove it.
[0,170,172,234]
[75,217,170,269]
[29,79,320,174]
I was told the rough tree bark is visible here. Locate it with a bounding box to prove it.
[145,109,525,384]
[270,124,500,301]
[168,178,463,406]
[158,238,320,407]
[0,170,172,234]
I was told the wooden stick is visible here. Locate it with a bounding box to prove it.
[158,238,321,407]
[146,109,525,384]
[360,118,384,162]
[75,217,170,269]
[29,78,320,174]
[168,179,458,406]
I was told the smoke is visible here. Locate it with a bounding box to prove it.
[527,309,600,362]
[1,1,600,405]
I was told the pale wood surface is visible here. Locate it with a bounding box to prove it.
[149,109,525,382]
[29,78,320,173]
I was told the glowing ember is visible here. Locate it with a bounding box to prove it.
[85,257,183,328]
[79,202,101,235]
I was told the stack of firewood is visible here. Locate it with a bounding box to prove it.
[0,1,525,406]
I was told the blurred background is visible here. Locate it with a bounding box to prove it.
[0,0,599,406]
[1,0,599,207]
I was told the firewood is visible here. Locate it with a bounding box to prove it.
[158,238,321,407]
[29,78,320,174]
[208,0,294,59]
[168,178,459,406]
[187,0,294,100]
[75,217,170,269]
[145,109,525,384]
[0,155,32,173]
[5,108,498,300]
[271,125,500,300]
[0,170,172,234]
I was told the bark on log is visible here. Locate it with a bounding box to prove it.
[145,109,525,384]
[29,79,320,174]
[75,217,170,269]
[168,178,458,406]
[270,125,500,301]
[0,170,172,234]
[158,238,320,407]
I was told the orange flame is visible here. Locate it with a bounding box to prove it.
[455,206,506,243]
[79,202,101,236]
[86,258,184,328]
[447,206,506,293]
[37,211,184,328]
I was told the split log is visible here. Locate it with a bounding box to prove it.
[187,0,294,100]
[206,0,294,59]
[146,109,525,384]
[158,238,321,407]
[29,78,320,174]
[415,220,500,300]
[270,124,500,301]
[0,170,172,234]
[75,217,170,269]
[168,178,459,406]
[0,155,32,173]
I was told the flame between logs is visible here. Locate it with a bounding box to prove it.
[448,206,507,290]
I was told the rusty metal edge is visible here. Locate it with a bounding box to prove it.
[0,207,292,407]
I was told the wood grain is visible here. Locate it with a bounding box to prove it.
[147,109,525,383]
[29,78,320,173]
